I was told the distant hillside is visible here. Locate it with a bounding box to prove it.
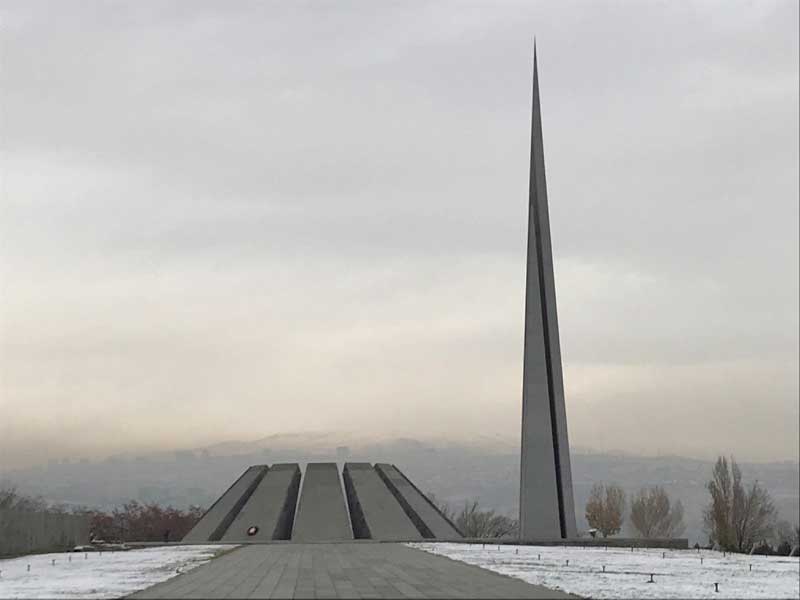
[2,435,797,546]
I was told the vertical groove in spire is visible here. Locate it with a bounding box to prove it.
[530,45,567,539]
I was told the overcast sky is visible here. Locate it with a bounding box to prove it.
[1,1,797,469]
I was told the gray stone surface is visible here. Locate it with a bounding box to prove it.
[519,46,577,540]
[183,465,268,542]
[343,463,422,541]
[374,464,461,540]
[221,464,301,542]
[129,543,573,599]
[292,463,353,542]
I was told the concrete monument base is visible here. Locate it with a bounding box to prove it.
[184,463,462,543]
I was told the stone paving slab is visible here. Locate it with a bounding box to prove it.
[129,543,574,599]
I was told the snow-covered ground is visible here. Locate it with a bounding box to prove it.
[409,543,800,599]
[0,545,236,599]
[1,542,796,599]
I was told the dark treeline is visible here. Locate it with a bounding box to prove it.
[1,486,204,543]
[431,495,518,538]
[86,501,205,543]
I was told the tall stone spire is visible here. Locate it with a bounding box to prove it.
[519,44,577,539]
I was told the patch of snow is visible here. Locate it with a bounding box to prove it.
[0,545,236,599]
[409,543,800,599]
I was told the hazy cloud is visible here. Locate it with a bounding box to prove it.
[1,0,797,468]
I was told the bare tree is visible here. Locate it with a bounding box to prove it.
[736,482,776,552]
[705,456,735,549]
[704,456,776,553]
[0,486,48,512]
[427,494,516,538]
[585,485,604,535]
[772,520,793,546]
[630,486,685,538]
[454,500,518,538]
[773,520,795,555]
[585,483,626,538]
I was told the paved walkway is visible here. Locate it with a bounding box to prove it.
[129,543,574,599]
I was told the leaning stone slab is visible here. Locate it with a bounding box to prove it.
[221,463,301,541]
[183,465,268,542]
[374,463,461,539]
[291,462,353,541]
[343,463,422,540]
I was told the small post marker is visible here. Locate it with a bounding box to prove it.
[515,548,519,555]
[565,559,569,566]
[749,564,752,572]
[648,574,654,584]
[51,559,55,566]
[714,583,719,593]
[27,564,30,572]
[538,553,541,560]
[631,547,634,552]
[701,557,704,565]
[602,565,606,573]
[497,545,500,551]
[662,552,666,559]
[85,553,88,560]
